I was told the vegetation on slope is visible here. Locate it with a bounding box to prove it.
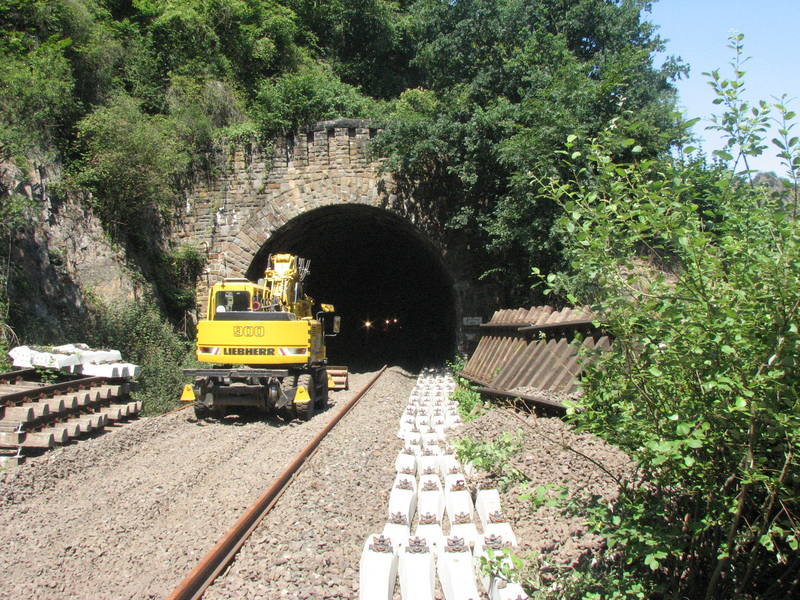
[1,0,681,285]
[468,35,799,599]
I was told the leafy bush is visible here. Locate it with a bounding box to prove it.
[253,63,376,136]
[88,301,195,416]
[0,37,77,159]
[373,0,685,303]
[450,385,484,421]
[72,93,189,244]
[454,430,526,490]
[531,44,800,598]
[166,75,249,151]
[447,354,486,420]
[156,244,207,318]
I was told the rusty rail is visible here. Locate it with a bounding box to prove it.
[0,369,139,464]
[167,365,388,600]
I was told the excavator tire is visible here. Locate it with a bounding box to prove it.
[194,402,209,419]
[194,379,211,419]
[295,373,315,421]
[314,368,329,410]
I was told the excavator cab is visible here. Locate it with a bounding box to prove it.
[214,290,251,314]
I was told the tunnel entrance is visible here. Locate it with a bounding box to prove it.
[245,205,458,371]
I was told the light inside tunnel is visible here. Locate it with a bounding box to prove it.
[245,205,458,370]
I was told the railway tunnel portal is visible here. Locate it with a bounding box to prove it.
[174,119,490,368]
[246,205,457,369]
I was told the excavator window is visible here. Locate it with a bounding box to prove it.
[214,291,251,317]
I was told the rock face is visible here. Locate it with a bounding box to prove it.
[1,159,139,341]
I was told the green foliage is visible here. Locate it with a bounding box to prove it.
[166,75,249,151]
[520,482,570,511]
[2,2,685,311]
[447,354,486,420]
[704,33,770,176]
[454,430,526,490]
[145,0,304,91]
[530,42,800,598]
[158,244,207,315]
[72,92,189,243]
[477,547,526,587]
[168,244,206,284]
[0,36,77,159]
[34,365,59,385]
[373,0,685,303]
[288,0,420,98]
[446,353,467,376]
[450,384,485,422]
[88,300,195,415]
[254,62,376,136]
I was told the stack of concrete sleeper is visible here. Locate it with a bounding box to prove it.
[359,370,528,600]
[0,344,141,464]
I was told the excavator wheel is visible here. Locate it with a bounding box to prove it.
[295,373,315,421]
[194,402,210,419]
[193,379,211,419]
[314,368,329,410]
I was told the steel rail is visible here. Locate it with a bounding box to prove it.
[475,385,567,410]
[0,375,109,407]
[167,365,389,600]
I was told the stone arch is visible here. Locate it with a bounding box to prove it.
[174,120,490,361]
[175,119,394,309]
[246,204,459,368]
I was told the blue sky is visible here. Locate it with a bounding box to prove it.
[647,0,800,174]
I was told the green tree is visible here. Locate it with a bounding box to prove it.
[72,93,189,243]
[529,44,800,597]
[373,0,684,303]
[288,0,420,98]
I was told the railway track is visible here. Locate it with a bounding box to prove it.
[0,368,140,465]
[0,362,613,599]
[169,367,529,600]
[168,366,387,600]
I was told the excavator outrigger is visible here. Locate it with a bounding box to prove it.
[182,254,344,420]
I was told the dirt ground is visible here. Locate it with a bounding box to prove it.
[0,370,390,599]
[0,369,629,598]
[457,408,632,587]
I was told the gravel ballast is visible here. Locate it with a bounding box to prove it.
[0,366,631,598]
[203,366,416,600]
[456,408,632,585]
[0,369,391,600]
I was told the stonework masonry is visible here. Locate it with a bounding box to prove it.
[173,120,394,314]
[172,119,501,349]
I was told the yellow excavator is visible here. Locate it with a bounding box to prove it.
[182,254,345,420]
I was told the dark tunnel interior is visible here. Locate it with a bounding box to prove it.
[245,205,458,371]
